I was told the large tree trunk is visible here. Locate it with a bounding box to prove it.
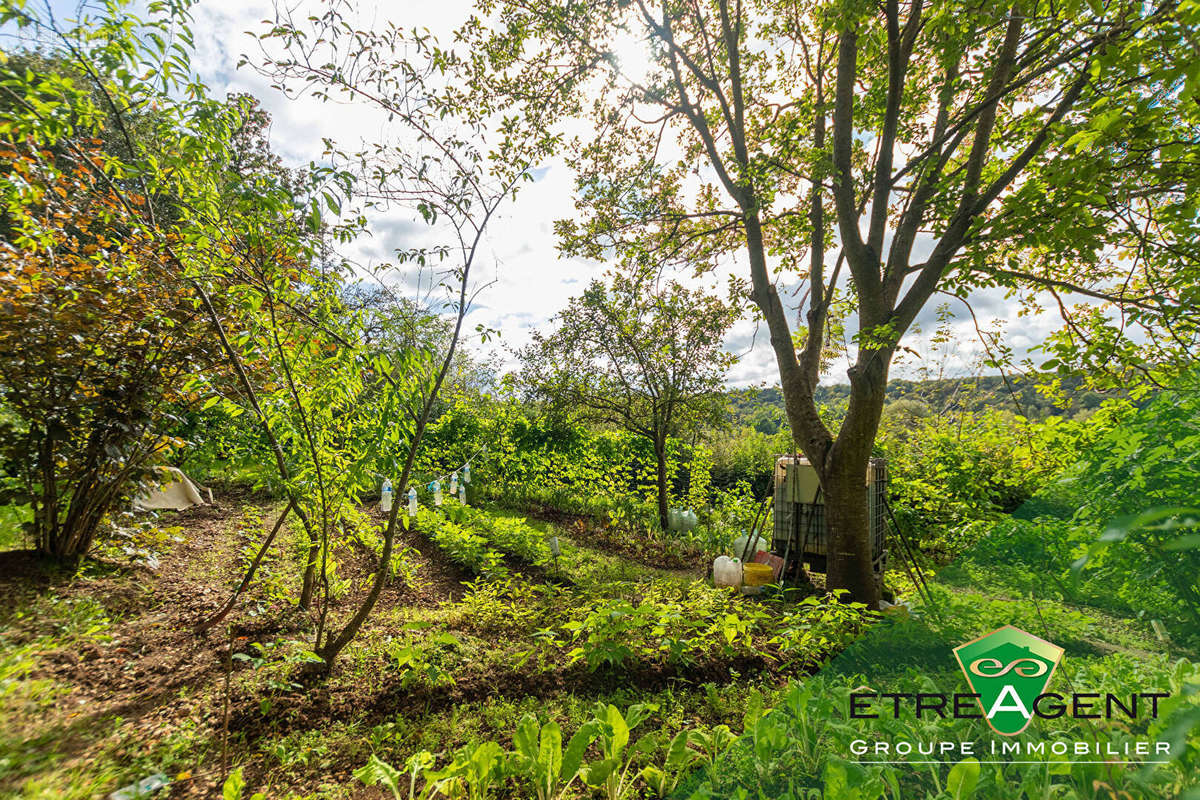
[653,435,670,533]
[742,211,886,606]
[821,353,890,609]
[745,201,891,608]
[823,466,876,603]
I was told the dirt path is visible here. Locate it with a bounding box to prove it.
[0,502,256,795]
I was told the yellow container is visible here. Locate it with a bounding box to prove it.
[741,563,775,595]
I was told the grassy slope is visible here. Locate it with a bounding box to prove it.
[675,514,1200,799]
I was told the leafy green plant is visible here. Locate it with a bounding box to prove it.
[232,640,324,694]
[417,507,507,578]
[579,702,658,800]
[512,714,597,800]
[457,578,553,632]
[221,768,265,800]
[356,753,434,800]
[562,600,641,670]
[423,741,507,800]
[822,759,891,800]
[384,629,459,689]
[1042,388,1200,632]
[688,725,738,769]
[768,594,875,670]
[946,758,980,800]
[639,730,700,798]
[358,743,506,800]
[437,504,551,565]
[356,710,712,800]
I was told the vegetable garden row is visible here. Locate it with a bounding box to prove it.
[405,500,872,676]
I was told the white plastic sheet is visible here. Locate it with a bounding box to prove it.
[132,467,210,511]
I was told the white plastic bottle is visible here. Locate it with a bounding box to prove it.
[450,471,459,494]
[462,464,471,484]
[458,483,467,505]
[380,479,393,513]
[407,487,418,518]
[712,555,743,589]
[713,555,730,586]
[431,480,442,507]
[727,557,743,589]
[733,531,755,560]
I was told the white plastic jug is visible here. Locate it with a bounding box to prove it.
[733,531,763,560]
[380,479,393,513]
[732,532,750,559]
[450,472,458,494]
[431,480,442,507]
[713,556,743,589]
[407,487,418,518]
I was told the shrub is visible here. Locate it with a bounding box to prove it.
[416,507,507,577]
[0,143,219,559]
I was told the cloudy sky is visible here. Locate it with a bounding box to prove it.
[40,0,1072,387]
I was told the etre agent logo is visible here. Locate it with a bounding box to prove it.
[953,625,1064,736]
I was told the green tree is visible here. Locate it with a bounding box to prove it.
[0,3,429,668]
[0,142,218,559]
[520,271,741,530]
[255,3,565,667]
[477,0,1200,605]
[1,0,557,669]
[0,3,345,579]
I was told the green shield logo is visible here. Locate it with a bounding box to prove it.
[953,625,1064,736]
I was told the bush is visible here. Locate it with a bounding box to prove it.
[1052,387,1200,631]
[876,404,1112,558]
[441,502,549,564]
[0,143,219,559]
[417,397,718,526]
[416,506,507,577]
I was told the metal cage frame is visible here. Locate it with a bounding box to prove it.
[770,455,888,575]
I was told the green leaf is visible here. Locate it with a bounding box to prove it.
[822,760,854,800]
[581,757,618,787]
[222,768,246,800]
[947,758,980,800]
[663,730,694,770]
[562,721,598,782]
[743,689,764,731]
[540,721,563,780]
[514,714,539,761]
[640,765,667,796]
[603,704,629,751]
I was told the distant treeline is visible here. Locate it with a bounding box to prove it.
[726,374,1124,435]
